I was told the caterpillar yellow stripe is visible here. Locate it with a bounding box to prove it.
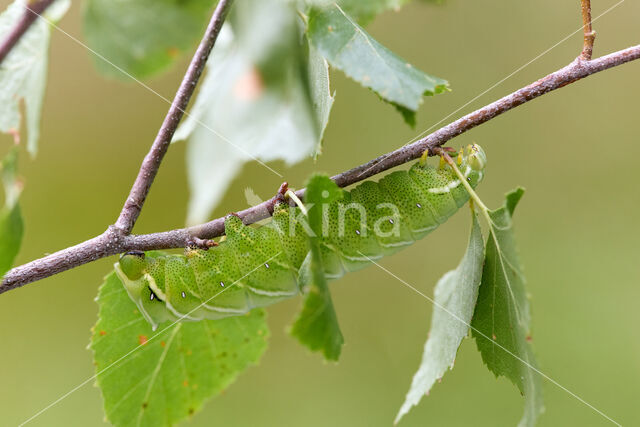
[115,145,487,329]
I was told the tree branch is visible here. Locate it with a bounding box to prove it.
[114,0,234,234]
[0,0,55,65]
[581,0,596,60]
[2,43,639,294]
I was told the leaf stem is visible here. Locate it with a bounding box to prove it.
[439,151,492,226]
[580,0,596,60]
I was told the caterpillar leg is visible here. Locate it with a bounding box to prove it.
[419,148,429,166]
[185,236,218,250]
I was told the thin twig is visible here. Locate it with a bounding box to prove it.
[114,0,234,234]
[581,0,596,60]
[0,0,55,65]
[2,43,639,294]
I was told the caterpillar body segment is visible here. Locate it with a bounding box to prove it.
[116,145,487,329]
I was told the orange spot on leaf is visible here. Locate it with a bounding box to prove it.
[99,330,107,336]
[138,335,148,345]
[167,47,180,58]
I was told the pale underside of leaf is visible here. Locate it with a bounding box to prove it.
[395,211,484,424]
[0,0,70,156]
[173,0,333,225]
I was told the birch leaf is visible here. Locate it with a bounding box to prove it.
[83,0,212,79]
[290,174,344,361]
[91,268,269,427]
[471,188,544,427]
[0,0,70,156]
[307,3,448,125]
[0,148,23,278]
[395,212,483,423]
[173,0,333,225]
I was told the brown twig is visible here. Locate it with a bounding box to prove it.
[114,0,234,234]
[580,0,596,60]
[2,43,639,293]
[0,0,56,65]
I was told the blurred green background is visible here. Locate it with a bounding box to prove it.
[1,0,639,425]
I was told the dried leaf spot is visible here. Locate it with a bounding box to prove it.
[492,334,497,340]
[8,128,20,144]
[142,402,148,410]
[138,335,148,345]
[233,67,264,101]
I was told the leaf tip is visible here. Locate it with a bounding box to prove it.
[505,187,525,216]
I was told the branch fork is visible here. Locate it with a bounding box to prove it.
[0,1,639,293]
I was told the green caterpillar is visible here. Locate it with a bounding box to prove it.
[116,145,487,329]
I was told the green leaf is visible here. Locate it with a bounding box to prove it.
[307,4,448,125]
[395,211,484,424]
[83,0,212,79]
[304,0,425,26]
[337,0,411,25]
[0,149,23,277]
[304,173,344,233]
[471,188,544,427]
[91,269,269,427]
[290,175,344,361]
[173,0,333,225]
[0,0,70,156]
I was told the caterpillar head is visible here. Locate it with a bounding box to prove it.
[466,143,487,171]
[118,251,146,280]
